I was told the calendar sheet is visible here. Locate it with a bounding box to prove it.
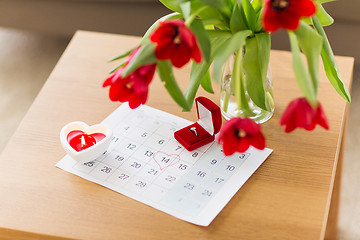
[56,103,272,226]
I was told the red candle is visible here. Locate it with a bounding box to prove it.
[67,130,106,152]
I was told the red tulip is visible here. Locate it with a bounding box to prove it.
[217,117,266,156]
[280,97,329,133]
[262,0,316,32]
[150,20,202,68]
[103,48,156,109]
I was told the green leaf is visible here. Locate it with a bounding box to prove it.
[180,1,191,20]
[315,4,334,26]
[108,48,134,62]
[321,50,352,102]
[302,17,312,25]
[198,0,232,18]
[157,60,191,111]
[200,70,214,93]
[252,0,265,32]
[312,15,351,102]
[230,3,247,33]
[315,0,335,4]
[122,40,157,77]
[203,20,230,30]
[212,30,253,83]
[141,13,182,44]
[159,0,188,12]
[251,0,263,13]
[185,35,230,109]
[191,1,229,29]
[288,31,317,105]
[206,30,232,38]
[295,22,323,94]
[240,0,256,31]
[109,60,126,74]
[185,61,211,107]
[190,18,211,62]
[254,7,264,32]
[243,33,271,111]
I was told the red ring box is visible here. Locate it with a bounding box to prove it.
[174,97,222,151]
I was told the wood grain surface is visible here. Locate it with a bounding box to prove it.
[0,31,354,240]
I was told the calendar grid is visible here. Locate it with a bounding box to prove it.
[57,103,272,226]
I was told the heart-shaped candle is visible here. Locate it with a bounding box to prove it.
[67,130,106,152]
[60,121,112,162]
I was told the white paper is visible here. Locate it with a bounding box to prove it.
[56,103,272,226]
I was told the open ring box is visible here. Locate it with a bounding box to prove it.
[174,97,222,151]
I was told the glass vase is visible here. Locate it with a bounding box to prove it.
[220,54,275,123]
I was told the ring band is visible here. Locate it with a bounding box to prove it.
[190,127,198,136]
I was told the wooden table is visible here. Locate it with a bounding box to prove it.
[0,31,354,240]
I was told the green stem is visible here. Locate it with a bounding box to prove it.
[234,51,241,110]
[185,6,208,26]
[266,92,274,110]
[234,49,251,115]
[222,91,230,112]
[239,73,251,112]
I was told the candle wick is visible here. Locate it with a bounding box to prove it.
[81,135,86,146]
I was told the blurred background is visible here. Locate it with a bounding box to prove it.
[0,0,358,239]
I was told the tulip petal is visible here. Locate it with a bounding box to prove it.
[237,137,250,153]
[315,104,330,130]
[250,133,266,150]
[218,117,266,155]
[103,48,156,108]
[281,97,329,132]
[222,132,240,156]
[171,43,192,68]
[150,20,202,68]
[262,0,316,32]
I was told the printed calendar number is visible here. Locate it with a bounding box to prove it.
[226,165,236,171]
[136,181,147,188]
[127,143,137,150]
[179,164,188,170]
[215,177,225,184]
[115,155,125,162]
[148,168,159,175]
[144,150,153,157]
[162,157,171,163]
[83,161,96,167]
[101,166,112,174]
[118,173,130,180]
[73,160,101,173]
[165,175,176,182]
[184,183,195,190]
[197,171,207,178]
[202,189,213,197]
[101,151,129,168]
[210,159,217,165]
[131,162,142,168]
[203,176,227,190]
